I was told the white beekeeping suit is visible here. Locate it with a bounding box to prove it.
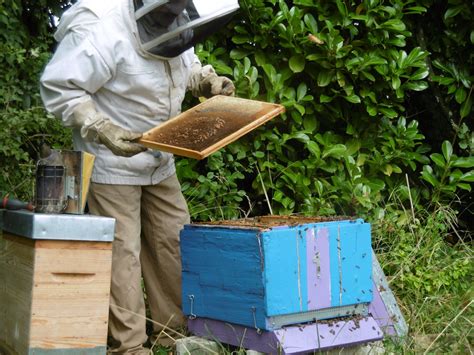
[40,0,238,352]
[41,0,238,185]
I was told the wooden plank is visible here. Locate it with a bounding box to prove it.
[80,152,95,212]
[328,222,372,307]
[262,228,307,316]
[35,239,112,250]
[0,233,35,354]
[61,150,95,215]
[370,251,408,338]
[339,223,372,306]
[181,227,266,328]
[188,316,384,354]
[29,240,112,349]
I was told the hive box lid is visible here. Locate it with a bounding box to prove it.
[2,210,115,242]
[138,95,285,159]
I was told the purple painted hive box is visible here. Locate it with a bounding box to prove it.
[180,216,373,331]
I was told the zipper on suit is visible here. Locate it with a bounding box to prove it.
[150,60,174,184]
[164,60,173,118]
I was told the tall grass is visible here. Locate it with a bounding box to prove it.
[373,204,473,353]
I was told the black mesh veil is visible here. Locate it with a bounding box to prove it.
[133,0,239,58]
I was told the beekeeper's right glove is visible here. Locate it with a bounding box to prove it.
[72,101,146,157]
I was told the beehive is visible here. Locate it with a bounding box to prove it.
[0,210,115,354]
[180,216,373,331]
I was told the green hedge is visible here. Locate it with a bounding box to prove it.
[178,0,473,222]
[0,0,472,225]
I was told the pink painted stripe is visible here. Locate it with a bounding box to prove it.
[306,228,317,310]
[307,228,332,310]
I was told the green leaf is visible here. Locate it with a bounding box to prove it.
[448,84,457,94]
[294,103,306,115]
[442,141,453,162]
[262,64,277,83]
[392,76,401,90]
[254,50,267,66]
[457,183,472,191]
[292,132,310,142]
[306,141,321,157]
[297,83,307,101]
[232,35,249,44]
[345,139,361,155]
[230,49,251,60]
[404,81,429,91]
[317,70,334,87]
[460,171,474,182]
[289,55,306,73]
[367,105,377,116]
[381,19,406,32]
[421,166,439,187]
[335,0,348,17]
[435,76,456,85]
[322,144,347,158]
[320,94,333,103]
[392,165,402,173]
[303,116,317,132]
[383,164,393,176]
[379,107,398,118]
[406,6,427,13]
[360,71,376,81]
[303,13,318,33]
[430,153,446,168]
[344,94,361,103]
[452,157,474,168]
[411,68,429,81]
[444,6,463,20]
[455,88,467,104]
[460,95,472,119]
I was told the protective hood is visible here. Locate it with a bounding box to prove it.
[133,0,239,58]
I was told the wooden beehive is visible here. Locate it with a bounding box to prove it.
[180,216,373,331]
[0,210,115,354]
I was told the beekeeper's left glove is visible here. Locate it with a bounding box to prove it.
[200,74,235,98]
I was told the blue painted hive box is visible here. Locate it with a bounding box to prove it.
[180,216,373,331]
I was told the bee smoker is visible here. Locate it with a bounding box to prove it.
[34,146,68,214]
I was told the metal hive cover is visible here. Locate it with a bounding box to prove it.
[138,95,285,159]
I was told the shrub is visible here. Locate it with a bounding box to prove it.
[179,0,473,221]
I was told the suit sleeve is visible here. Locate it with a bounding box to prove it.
[40,30,113,127]
[185,51,217,97]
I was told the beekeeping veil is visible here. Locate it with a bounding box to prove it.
[133,0,240,59]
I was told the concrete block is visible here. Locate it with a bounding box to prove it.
[175,336,220,355]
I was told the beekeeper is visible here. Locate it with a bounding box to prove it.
[40,0,239,353]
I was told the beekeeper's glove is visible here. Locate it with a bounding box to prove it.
[72,101,146,157]
[200,75,235,97]
[198,65,235,98]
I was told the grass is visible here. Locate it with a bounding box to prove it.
[373,203,473,354]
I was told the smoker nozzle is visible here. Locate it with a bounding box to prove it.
[1,195,34,211]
